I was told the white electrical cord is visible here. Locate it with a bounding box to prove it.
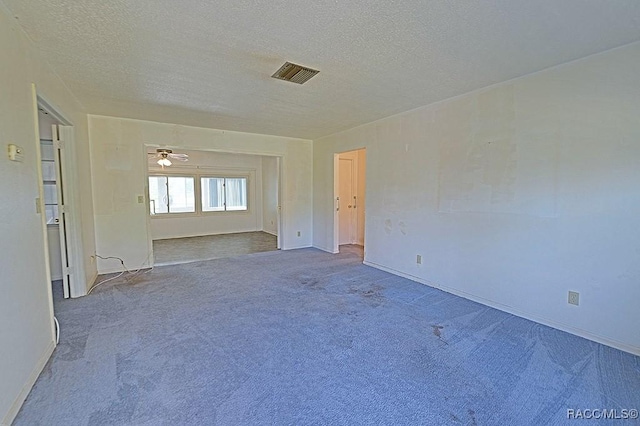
[87,254,152,295]
[53,316,60,344]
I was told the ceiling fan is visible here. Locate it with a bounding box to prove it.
[148,149,189,168]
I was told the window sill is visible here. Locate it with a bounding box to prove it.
[150,210,251,219]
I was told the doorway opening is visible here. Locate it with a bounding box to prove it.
[334,148,366,257]
[35,97,84,300]
[144,147,283,266]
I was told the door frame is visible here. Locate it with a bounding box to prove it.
[142,145,286,265]
[276,156,282,250]
[333,148,366,254]
[34,87,87,298]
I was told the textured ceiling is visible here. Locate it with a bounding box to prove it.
[5,0,640,139]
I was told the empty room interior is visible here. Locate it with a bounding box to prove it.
[1,1,639,425]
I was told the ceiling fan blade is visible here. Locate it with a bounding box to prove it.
[169,154,189,161]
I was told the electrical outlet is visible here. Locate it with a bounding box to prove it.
[137,195,145,204]
[416,255,422,265]
[297,231,301,237]
[568,291,579,306]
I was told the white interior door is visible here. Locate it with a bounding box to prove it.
[52,125,71,298]
[338,158,355,245]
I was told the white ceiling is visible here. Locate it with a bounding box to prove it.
[5,0,640,139]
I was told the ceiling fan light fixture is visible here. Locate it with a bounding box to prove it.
[157,158,172,167]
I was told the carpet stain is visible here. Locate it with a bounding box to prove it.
[349,284,384,297]
[468,408,478,426]
[432,325,449,345]
[300,277,322,289]
[432,325,444,338]
[348,285,385,308]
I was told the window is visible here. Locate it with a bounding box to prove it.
[149,176,195,214]
[201,177,247,212]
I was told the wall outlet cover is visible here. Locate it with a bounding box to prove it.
[568,291,580,306]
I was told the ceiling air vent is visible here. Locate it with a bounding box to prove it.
[271,62,319,84]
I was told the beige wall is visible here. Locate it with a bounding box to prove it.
[0,4,96,423]
[89,115,312,273]
[313,42,640,355]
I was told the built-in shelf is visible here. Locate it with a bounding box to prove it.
[40,139,59,225]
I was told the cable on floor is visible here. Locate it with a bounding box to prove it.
[53,316,60,344]
[87,254,153,295]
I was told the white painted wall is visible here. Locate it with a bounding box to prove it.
[89,115,313,273]
[0,4,96,424]
[148,149,264,240]
[262,156,279,235]
[314,43,640,355]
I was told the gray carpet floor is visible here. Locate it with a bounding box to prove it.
[15,247,640,425]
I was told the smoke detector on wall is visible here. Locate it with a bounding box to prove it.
[271,62,319,84]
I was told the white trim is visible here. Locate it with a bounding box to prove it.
[262,230,278,237]
[1,341,55,426]
[312,244,338,254]
[152,228,263,241]
[332,154,340,253]
[282,244,313,251]
[363,260,640,356]
[31,85,57,341]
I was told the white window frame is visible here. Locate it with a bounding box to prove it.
[200,174,250,213]
[148,170,251,218]
[148,174,197,216]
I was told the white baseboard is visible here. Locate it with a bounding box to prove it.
[363,260,640,356]
[312,245,338,254]
[282,244,313,251]
[97,261,152,276]
[1,340,55,426]
[152,228,260,241]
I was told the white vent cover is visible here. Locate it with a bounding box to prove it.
[271,62,319,84]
